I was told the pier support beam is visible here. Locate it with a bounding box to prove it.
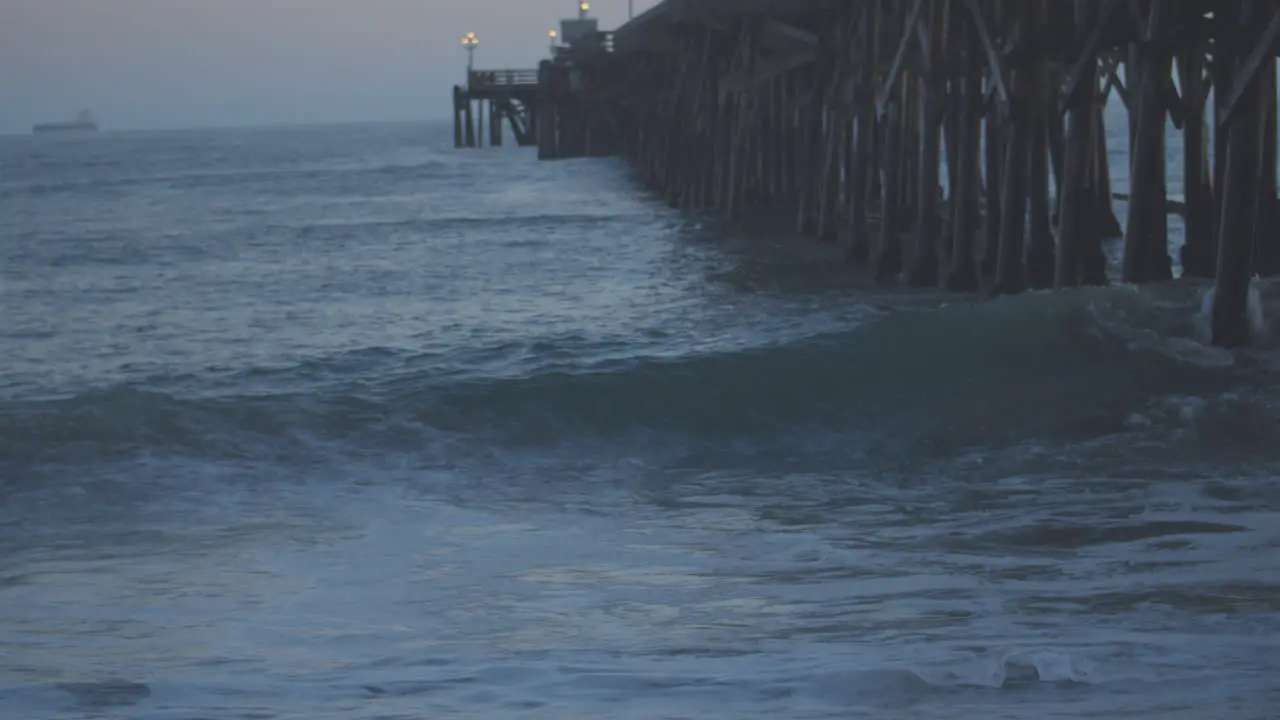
[907,0,945,287]
[991,5,1031,298]
[453,86,465,148]
[464,95,476,148]
[1212,0,1269,348]
[876,103,905,282]
[1256,60,1280,277]
[946,12,982,293]
[1025,0,1056,290]
[1178,42,1214,278]
[537,61,558,160]
[1056,0,1102,288]
[489,100,503,147]
[1121,1,1173,284]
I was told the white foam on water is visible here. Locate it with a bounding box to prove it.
[1195,281,1268,345]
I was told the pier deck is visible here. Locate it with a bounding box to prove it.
[453,69,541,148]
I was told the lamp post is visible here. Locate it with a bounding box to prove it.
[461,31,478,85]
[578,1,589,19]
[549,29,558,54]
[629,0,634,19]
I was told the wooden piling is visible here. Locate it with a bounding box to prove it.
[464,95,476,148]
[991,3,1031,298]
[876,103,905,282]
[906,0,944,287]
[1121,1,1172,285]
[981,109,1003,280]
[1056,0,1099,289]
[537,61,557,160]
[1256,59,1280,277]
[1024,0,1056,290]
[1178,40,1213,278]
[945,9,982,293]
[489,100,503,146]
[1212,0,1268,348]
[453,86,465,148]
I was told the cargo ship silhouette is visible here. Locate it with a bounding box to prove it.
[32,110,99,135]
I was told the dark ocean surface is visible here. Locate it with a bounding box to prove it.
[1,120,1278,719]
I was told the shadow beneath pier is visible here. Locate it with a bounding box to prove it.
[664,205,979,311]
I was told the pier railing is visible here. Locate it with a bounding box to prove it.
[552,31,615,59]
[468,69,539,91]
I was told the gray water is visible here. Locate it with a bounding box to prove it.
[1,121,1279,720]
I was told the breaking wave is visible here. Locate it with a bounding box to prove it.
[2,285,1274,468]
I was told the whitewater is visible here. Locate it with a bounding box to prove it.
[1,122,1278,719]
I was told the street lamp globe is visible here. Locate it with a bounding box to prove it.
[461,32,478,83]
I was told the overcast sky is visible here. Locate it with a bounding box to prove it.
[0,0,658,133]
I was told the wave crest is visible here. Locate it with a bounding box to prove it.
[1,287,1270,464]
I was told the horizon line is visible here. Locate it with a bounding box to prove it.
[0,117,457,138]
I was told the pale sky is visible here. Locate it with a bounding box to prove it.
[0,0,660,133]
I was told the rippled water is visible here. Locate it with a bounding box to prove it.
[2,122,1279,719]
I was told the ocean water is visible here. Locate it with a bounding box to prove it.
[1,121,1279,720]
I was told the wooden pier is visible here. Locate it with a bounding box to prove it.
[457,1,1280,348]
[453,69,541,148]
[453,3,616,153]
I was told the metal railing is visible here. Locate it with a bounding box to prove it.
[468,69,539,90]
[550,32,615,60]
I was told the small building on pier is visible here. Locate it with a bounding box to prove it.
[453,1,615,153]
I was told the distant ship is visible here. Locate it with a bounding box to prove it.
[32,110,99,135]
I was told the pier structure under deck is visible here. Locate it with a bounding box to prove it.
[454,0,1280,349]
